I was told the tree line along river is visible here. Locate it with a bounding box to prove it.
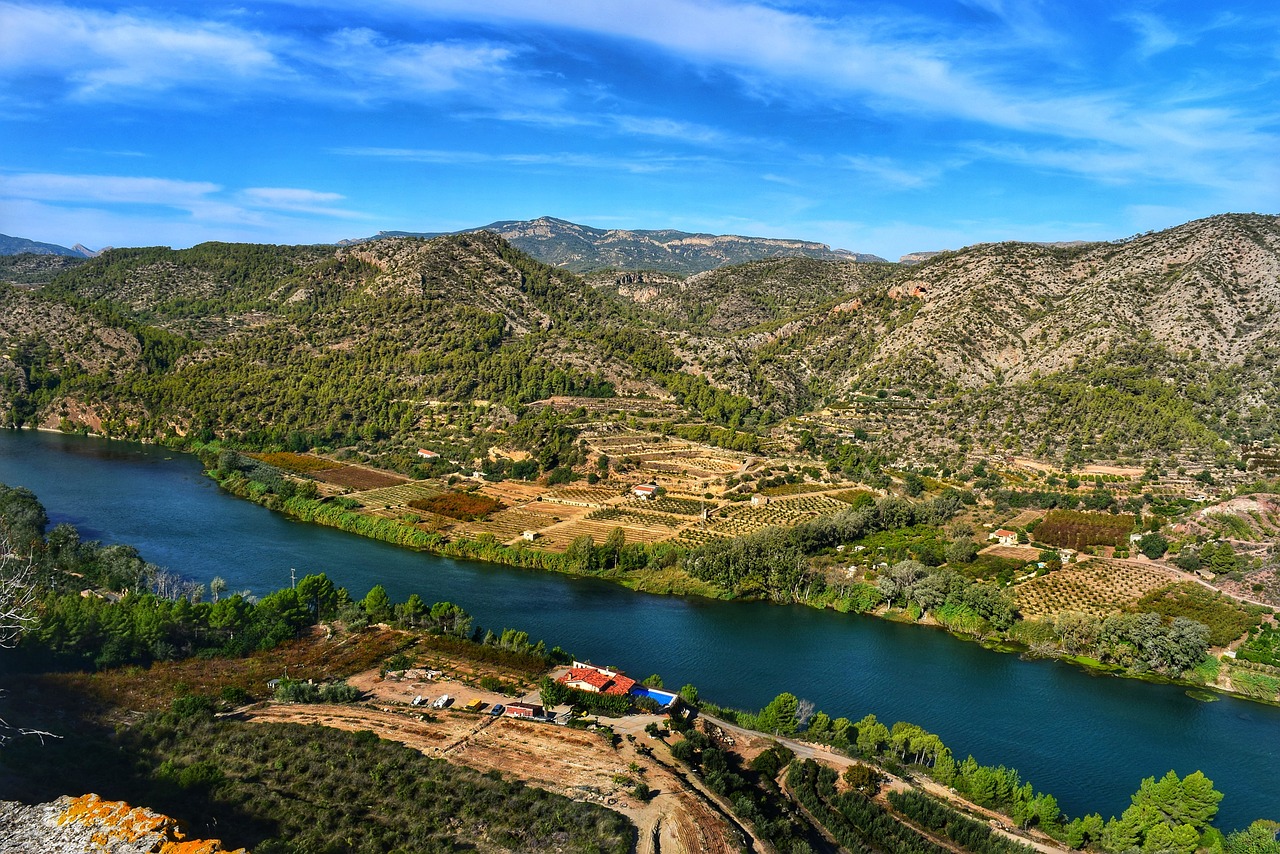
[1,429,1276,829]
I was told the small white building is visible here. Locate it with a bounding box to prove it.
[633,483,659,500]
[991,528,1018,547]
[751,494,769,507]
[417,449,440,460]
[522,530,539,542]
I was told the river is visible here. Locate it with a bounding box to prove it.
[1,429,1275,829]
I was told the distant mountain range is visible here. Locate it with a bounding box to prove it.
[341,215,887,274]
[0,233,102,257]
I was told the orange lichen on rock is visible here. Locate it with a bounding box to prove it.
[54,793,247,854]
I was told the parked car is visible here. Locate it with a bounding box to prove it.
[490,704,505,716]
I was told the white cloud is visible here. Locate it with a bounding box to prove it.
[0,2,282,99]
[358,0,1277,194]
[840,155,933,190]
[239,187,367,218]
[0,172,367,244]
[0,2,520,104]
[332,146,697,174]
[1118,12,1187,59]
[0,172,222,205]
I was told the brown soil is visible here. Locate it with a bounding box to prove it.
[243,703,743,854]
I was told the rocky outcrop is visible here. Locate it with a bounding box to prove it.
[0,793,246,854]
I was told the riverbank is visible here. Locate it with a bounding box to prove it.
[204,461,1280,710]
[209,464,726,599]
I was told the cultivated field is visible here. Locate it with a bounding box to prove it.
[351,480,446,508]
[532,517,682,550]
[1014,559,1178,619]
[692,494,851,540]
[313,465,409,491]
[246,451,339,473]
[452,507,557,542]
[543,485,626,506]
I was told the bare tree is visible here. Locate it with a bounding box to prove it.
[0,535,58,745]
[795,697,816,730]
[0,537,36,649]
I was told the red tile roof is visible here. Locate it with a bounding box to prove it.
[559,667,638,696]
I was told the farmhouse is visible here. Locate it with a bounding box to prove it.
[416,449,440,459]
[505,701,544,718]
[522,530,539,542]
[991,529,1018,547]
[559,661,637,696]
[632,483,659,500]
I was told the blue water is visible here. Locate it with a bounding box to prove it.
[2,429,1277,829]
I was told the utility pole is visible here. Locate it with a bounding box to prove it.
[290,567,296,589]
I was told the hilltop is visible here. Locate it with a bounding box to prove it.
[0,234,99,257]
[1,212,1277,476]
[344,215,886,274]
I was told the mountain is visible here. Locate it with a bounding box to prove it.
[343,216,886,274]
[2,213,1277,471]
[0,234,89,256]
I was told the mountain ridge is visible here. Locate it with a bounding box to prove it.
[341,215,887,274]
[2,212,1276,470]
[0,234,96,257]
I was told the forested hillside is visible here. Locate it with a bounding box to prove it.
[2,213,1278,471]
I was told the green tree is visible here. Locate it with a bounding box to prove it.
[362,584,392,622]
[1138,533,1169,560]
[756,692,800,736]
[296,572,338,619]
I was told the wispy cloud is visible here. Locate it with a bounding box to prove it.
[353,0,1276,193]
[0,172,222,206]
[239,187,367,218]
[840,155,934,190]
[0,171,367,223]
[333,146,699,174]
[0,2,282,100]
[1118,12,1188,60]
[0,2,520,104]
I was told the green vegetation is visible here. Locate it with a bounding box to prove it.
[408,490,503,520]
[667,725,818,850]
[788,759,950,854]
[6,711,632,854]
[1238,623,1280,667]
[888,789,1038,854]
[1036,510,1135,552]
[1134,583,1266,647]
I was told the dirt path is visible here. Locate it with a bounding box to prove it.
[702,713,1070,854]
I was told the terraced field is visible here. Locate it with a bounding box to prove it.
[1014,559,1177,619]
[587,507,686,529]
[533,518,681,550]
[643,496,711,516]
[643,452,744,476]
[313,466,408,491]
[352,480,446,508]
[246,451,338,473]
[477,481,545,505]
[542,485,624,506]
[696,494,851,539]
[453,508,557,541]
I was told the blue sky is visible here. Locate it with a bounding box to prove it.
[1,0,1276,259]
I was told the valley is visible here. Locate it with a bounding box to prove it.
[3,212,1280,854]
